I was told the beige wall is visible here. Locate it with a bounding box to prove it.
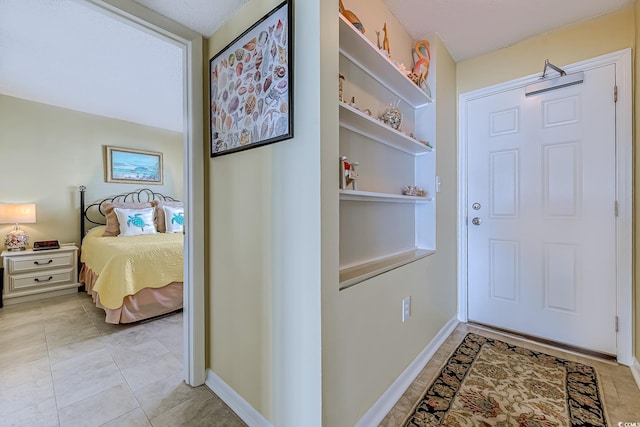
[0,95,182,247]
[321,1,459,425]
[458,6,637,363]
[207,0,324,424]
[457,6,635,94]
[635,0,640,364]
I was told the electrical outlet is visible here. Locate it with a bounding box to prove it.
[402,296,411,322]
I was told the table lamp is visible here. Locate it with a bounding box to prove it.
[0,203,36,251]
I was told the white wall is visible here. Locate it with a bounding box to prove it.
[0,94,183,247]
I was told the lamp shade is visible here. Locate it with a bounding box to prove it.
[0,203,36,224]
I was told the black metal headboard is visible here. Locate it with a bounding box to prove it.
[79,185,179,240]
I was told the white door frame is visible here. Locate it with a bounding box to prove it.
[457,49,633,366]
[82,0,206,385]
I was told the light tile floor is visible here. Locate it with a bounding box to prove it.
[380,323,640,426]
[0,293,247,427]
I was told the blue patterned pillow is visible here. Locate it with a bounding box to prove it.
[113,207,157,237]
[163,205,184,233]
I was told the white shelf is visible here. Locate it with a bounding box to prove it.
[338,14,432,108]
[340,248,435,289]
[339,189,433,203]
[339,102,432,155]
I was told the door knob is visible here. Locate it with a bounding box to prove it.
[472,203,481,210]
[472,217,482,226]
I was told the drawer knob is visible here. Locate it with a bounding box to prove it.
[34,276,53,283]
[34,260,53,265]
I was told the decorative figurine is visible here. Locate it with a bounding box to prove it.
[349,96,357,108]
[376,30,381,49]
[380,100,402,130]
[413,40,431,97]
[382,23,390,56]
[339,0,365,34]
[340,155,359,190]
[338,74,345,102]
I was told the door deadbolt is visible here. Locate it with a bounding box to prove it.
[472,203,481,210]
[472,217,482,226]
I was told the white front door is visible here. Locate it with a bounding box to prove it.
[466,64,617,355]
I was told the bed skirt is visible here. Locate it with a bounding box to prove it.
[80,264,183,324]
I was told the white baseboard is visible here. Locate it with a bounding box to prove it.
[631,358,640,390]
[205,369,273,427]
[355,316,459,427]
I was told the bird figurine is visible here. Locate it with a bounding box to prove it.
[339,0,365,34]
[382,23,390,55]
[412,40,431,97]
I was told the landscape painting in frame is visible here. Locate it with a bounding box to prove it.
[105,146,163,185]
[209,0,293,157]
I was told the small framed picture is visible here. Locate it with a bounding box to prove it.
[209,0,293,157]
[105,146,163,185]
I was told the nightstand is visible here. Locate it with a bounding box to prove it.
[1,245,80,305]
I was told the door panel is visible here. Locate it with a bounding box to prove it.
[467,64,617,355]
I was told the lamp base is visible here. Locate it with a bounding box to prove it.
[5,228,29,251]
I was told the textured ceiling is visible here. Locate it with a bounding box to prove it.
[133,0,249,37]
[383,0,633,62]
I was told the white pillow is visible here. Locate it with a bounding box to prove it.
[114,207,157,237]
[163,205,184,233]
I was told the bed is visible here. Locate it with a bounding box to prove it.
[78,186,183,324]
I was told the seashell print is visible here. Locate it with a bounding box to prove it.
[280,102,288,113]
[212,101,217,114]
[235,49,244,61]
[274,19,283,40]
[243,38,257,51]
[277,79,287,90]
[275,115,287,135]
[258,30,268,47]
[238,86,247,96]
[225,114,233,131]
[261,120,269,139]
[228,95,239,113]
[270,41,277,59]
[244,116,252,128]
[273,66,286,79]
[222,90,228,102]
[263,75,272,91]
[228,53,235,66]
[245,94,257,115]
[236,62,243,76]
[221,58,228,68]
[278,46,286,65]
[256,83,262,95]
[248,84,254,93]
[257,98,264,114]
[244,52,251,63]
[254,70,261,82]
[211,66,218,83]
[253,111,259,121]
[228,81,234,92]
[254,51,263,69]
[219,71,227,89]
[239,129,251,145]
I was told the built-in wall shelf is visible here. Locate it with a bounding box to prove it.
[339,248,435,290]
[339,102,432,155]
[338,14,432,108]
[339,189,432,203]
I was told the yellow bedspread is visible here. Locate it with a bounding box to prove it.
[81,226,183,309]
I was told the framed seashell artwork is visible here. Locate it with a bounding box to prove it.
[209,0,293,157]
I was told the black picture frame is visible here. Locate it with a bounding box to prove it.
[209,0,293,157]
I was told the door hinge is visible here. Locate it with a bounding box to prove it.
[615,316,619,332]
[614,85,618,102]
[615,200,619,217]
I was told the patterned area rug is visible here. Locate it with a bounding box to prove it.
[404,333,607,426]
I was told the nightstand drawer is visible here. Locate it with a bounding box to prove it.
[7,252,74,274]
[8,268,75,292]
